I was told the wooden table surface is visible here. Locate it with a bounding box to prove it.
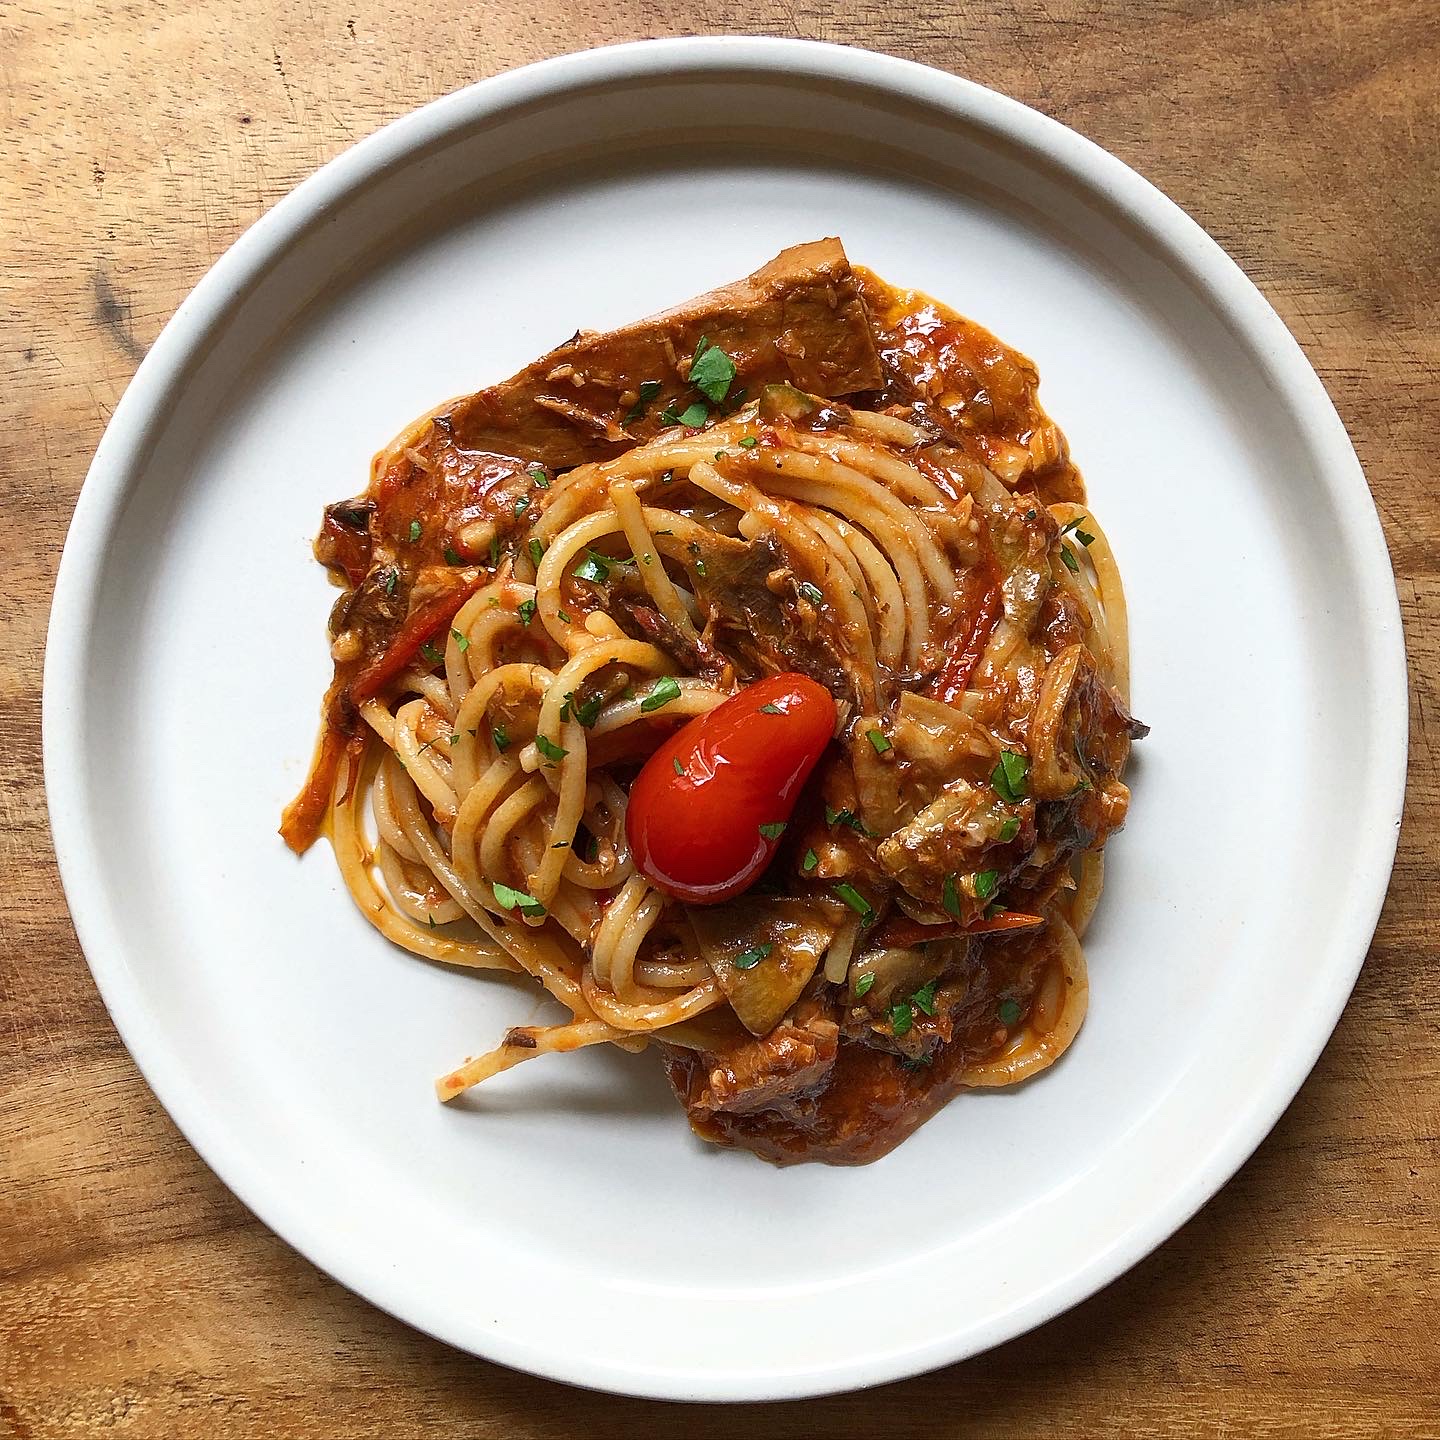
[3,2,1437,1435]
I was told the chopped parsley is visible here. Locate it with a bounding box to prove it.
[489,535,501,567]
[418,640,442,667]
[529,468,549,489]
[661,399,711,427]
[866,728,892,755]
[802,848,818,874]
[714,449,727,462]
[732,942,773,971]
[382,567,399,596]
[673,757,684,776]
[334,504,369,527]
[562,689,604,728]
[1059,514,1095,546]
[942,872,962,920]
[973,870,999,902]
[516,597,537,627]
[694,558,707,577]
[450,627,470,653]
[992,750,1030,803]
[447,733,461,746]
[492,882,546,918]
[513,495,530,519]
[407,519,422,543]
[825,806,873,836]
[889,1000,914,1036]
[557,608,572,624]
[528,538,545,568]
[911,981,938,1016]
[574,552,609,583]
[758,821,786,841]
[640,676,681,712]
[623,380,664,425]
[533,734,567,764]
[1060,544,1080,573]
[739,435,758,449]
[999,998,1022,1026]
[688,335,737,404]
[443,546,463,566]
[797,580,824,606]
[998,817,1020,843]
[833,882,873,922]
[854,972,875,998]
[759,702,784,715]
[492,723,510,752]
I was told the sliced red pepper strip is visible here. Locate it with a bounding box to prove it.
[931,566,1003,705]
[349,576,481,708]
[876,911,1046,949]
[280,725,348,853]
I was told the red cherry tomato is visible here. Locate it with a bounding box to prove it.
[626,673,837,904]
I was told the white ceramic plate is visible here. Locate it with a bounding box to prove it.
[45,39,1406,1401]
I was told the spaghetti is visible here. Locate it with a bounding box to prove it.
[283,240,1146,1164]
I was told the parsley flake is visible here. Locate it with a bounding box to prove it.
[450,627,470,653]
[973,869,999,901]
[759,702,784,715]
[528,538,545,568]
[1060,544,1080,573]
[942,872,962,919]
[443,545,463,566]
[739,435,758,449]
[999,998,1022,1026]
[866,728,891,755]
[533,734,567,764]
[802,848,818,874]
[998,817,1020,843]
[492,882,546,918]
[911,981,938,1016]
[407,519,422,543]
[492,724,510,752]
[529,468,549,489]
[640,676,681,712]
[382,567,399,596]
[732,942,773,971]
[992,751,1030,803]
[854,972,875,998]
[673,757,684,776]
[797,580,824,606]
[889,1000,914,1036]
[516,597,537,627]
[689,338,737,404]
[574,552,609,584]
[418,640,442,667]
[833,882,873,922]
[758,821,786,841]
[623,380,663,425]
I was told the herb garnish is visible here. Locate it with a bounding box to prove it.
[910,981,938,1016]
[574,552,609,584]
[889,1000,914,1036]
[797,580,824,606]
[533,734,567,764]
[854,972,875,997]
[992,750,1030,803]
[833,882,873,922]
[528,538,545,568]
[689,335,737,404]
[419,640,442,666]
[998,998,1022,1026]
[866,728,891,755]
[942,872,962,919]
[492,723,510,752]
[758,821,786,841]
[407,519,422,543]
[739,435,758,449]
[759,702,784,715]
[382,567,399,596]
[450,627,470,653]
[802,848,818,874]
[443,546,463,566]
[673,757,684,776]
[1060,544,1080,573]
[640,676,681,712]
[624,380,663,425]
[516,597,537,627]
[825,806,873,836]
[492,882,546,918]
[489,535,501,567]
[732,942,773,971]
[973,870,999,902]
[998,817,1020,843]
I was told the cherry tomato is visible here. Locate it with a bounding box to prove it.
[626,673,837,904]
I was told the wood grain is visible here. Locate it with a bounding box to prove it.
[3,2,1437,1434]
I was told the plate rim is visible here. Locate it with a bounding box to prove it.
[43,36,1409,1401]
